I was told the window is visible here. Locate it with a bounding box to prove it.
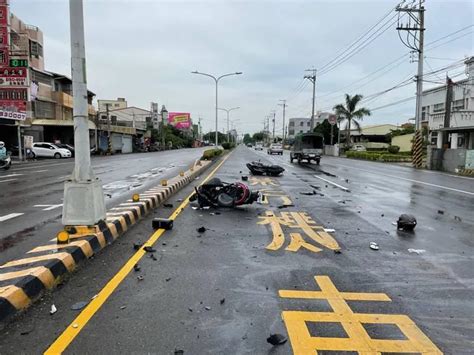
[307,122,311,126]
[29,40,43,58]
[421,106,427,121]
[289,121,294,127]
[433,103,444,113]
[300,121,304,126]
[299,130,303,133]
[289,129,294,135]
[34,100,54,118]
[452,99,464,111]
[114,103,120,107]
[31,70,52,85]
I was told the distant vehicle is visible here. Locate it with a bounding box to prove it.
[246,143,253,147]
[352,144,366,152]
[290,133,324,165]
[254,142,263,150]
[267,143,283,155]
[31,142,72,159]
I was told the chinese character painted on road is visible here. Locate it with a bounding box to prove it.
[257,211,340,253]
[249,177,279,186]
[259,189,293,206]
[279,275,442,354]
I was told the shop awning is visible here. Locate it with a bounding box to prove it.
[32,119,96,130]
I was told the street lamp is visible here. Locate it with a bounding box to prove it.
[191,71,242,146]
[160,105,168,150]
[218,106,240,142]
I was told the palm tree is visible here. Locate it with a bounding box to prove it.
[333,94,371,148]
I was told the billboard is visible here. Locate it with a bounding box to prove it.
[168,112,191,129]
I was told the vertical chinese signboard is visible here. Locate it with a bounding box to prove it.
[0,0,28,121]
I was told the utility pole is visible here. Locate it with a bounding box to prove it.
[442,76,454,147]
[62,0,106,226]
[278,99,287,144]
[272,111,276,142]
[396,0,425,168]
[198,117,202,140]
[304,68,317,130]
[105,103,111,154]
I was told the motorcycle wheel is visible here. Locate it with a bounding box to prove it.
[217,193,235,207]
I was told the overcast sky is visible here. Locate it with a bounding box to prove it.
[11,0,474,135]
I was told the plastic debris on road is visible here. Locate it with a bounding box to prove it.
[370,242,379,250]
[50,304,57,315]
[267,334,287,346]
[71,301,88,311]
[408,248,426,255]
[397,214,417,231]
[324,228,336,233]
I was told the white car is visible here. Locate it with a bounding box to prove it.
[352,144,367,152]
[32,142,72,159]
[254,143,264,151]
[267,143,283,155]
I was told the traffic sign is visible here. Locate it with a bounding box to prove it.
[328,114,337,125]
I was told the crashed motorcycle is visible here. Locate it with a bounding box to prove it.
[0,154,11,170]
[190,178,261,208]
[246,161,284,176]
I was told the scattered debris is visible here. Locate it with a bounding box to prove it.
[204,306,211,311]
[133,264,141,272]
[20,327,34,335]
[454,216,462,222]
[437,210,444,215]
[72,323,78,328]
[324,228,336,233]
[397,214,417,231]
[369,242,379,251]
[152,218,174,230]
[310,185,320,190]
[174,349,184,355]
[267,334,287,346]
[188,308,193,312]
[91,294,98,300]
[163,203,173,208]
[220,298,225,305]
[50,304,57,315]
[391,222,397,226]
[277,204,295,209]
[408,248,426,255]
[381,214,385,217]
[71,301,88,311]
[345,178,349,183]
[133,243,143,250]
[191,206,199,210]
[143,246,156,253]
[241,176,248,181]
[137,275,144,281]
[197,227,206,233]
[165,277,172,282]
[300,191,316,196]
[120,305,127,310]
[210,212,222,216]
[334,249,342,254]
[150,254,158,261]
[177,199,183,202]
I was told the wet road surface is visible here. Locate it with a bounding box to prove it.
[0,148,206,265]
[0,145,472,354]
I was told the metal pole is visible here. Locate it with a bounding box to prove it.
[282,101,286,144]
[415,2,424,132]
[106,103,111,154]
[226,110,230,142]
[311,77,316,130]
[17,123,22,161]
[62,0,105,226]
[330,124,334,145]
[272,111,276,142]
[215,78,218,146]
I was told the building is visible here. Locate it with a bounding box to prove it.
[288,117,311,138]
[97,97,127,112]
[0,7,98,152]
[345,124,398,149]
[425,56,474,150]
[96,105,151,153]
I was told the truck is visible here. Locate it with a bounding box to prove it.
[290,132,324,165]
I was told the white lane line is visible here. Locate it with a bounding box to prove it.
[33,170,48,173]
[0,179,16,183]
[313,175,350,191]
[327,162,474,196]
[14,162,72,171]
[0,173,23,179]
[33,204,63,211]
[0,213,24,222]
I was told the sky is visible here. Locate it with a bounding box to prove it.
[11,0,474,135]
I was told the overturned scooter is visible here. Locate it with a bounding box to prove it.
[190,178,261,208]
[246,160,284,176]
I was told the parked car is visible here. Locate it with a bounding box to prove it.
[55,143,75,157]
[254,142,264,151]
[352,144,366,152]
[267,143,283,155]
[246,143,253,148]
[31,142,72,159]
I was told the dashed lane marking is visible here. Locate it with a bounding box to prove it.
[33,204,63,211]
[0,173,23,178]
[0,213,24,222]
[44,153,232,354]
[313,175,350,192]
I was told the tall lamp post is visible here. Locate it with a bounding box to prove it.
[218,106,240,142]
[191,71,242,146]
[160,105,168,150]
[230,119,241,143]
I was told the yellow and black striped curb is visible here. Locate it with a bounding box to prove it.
[0,159,211,323]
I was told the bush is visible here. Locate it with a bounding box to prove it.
[201,148,223,160]
[221,142,236,150]
[346,150,411,162]
[388,145,400,154]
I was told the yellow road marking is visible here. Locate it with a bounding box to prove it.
[280,275,442,354]
[44,153,231,355]
[286,233,322,253]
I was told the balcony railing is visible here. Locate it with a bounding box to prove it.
[429,110,474,129]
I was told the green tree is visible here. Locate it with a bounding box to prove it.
[313,119,339,145]
[333,94,371,148]
[252,132,267,142]
[203,131,227,144]
[243,133,253,144]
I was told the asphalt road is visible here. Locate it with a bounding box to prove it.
[0,148,206,265]
[0,146,472,354]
